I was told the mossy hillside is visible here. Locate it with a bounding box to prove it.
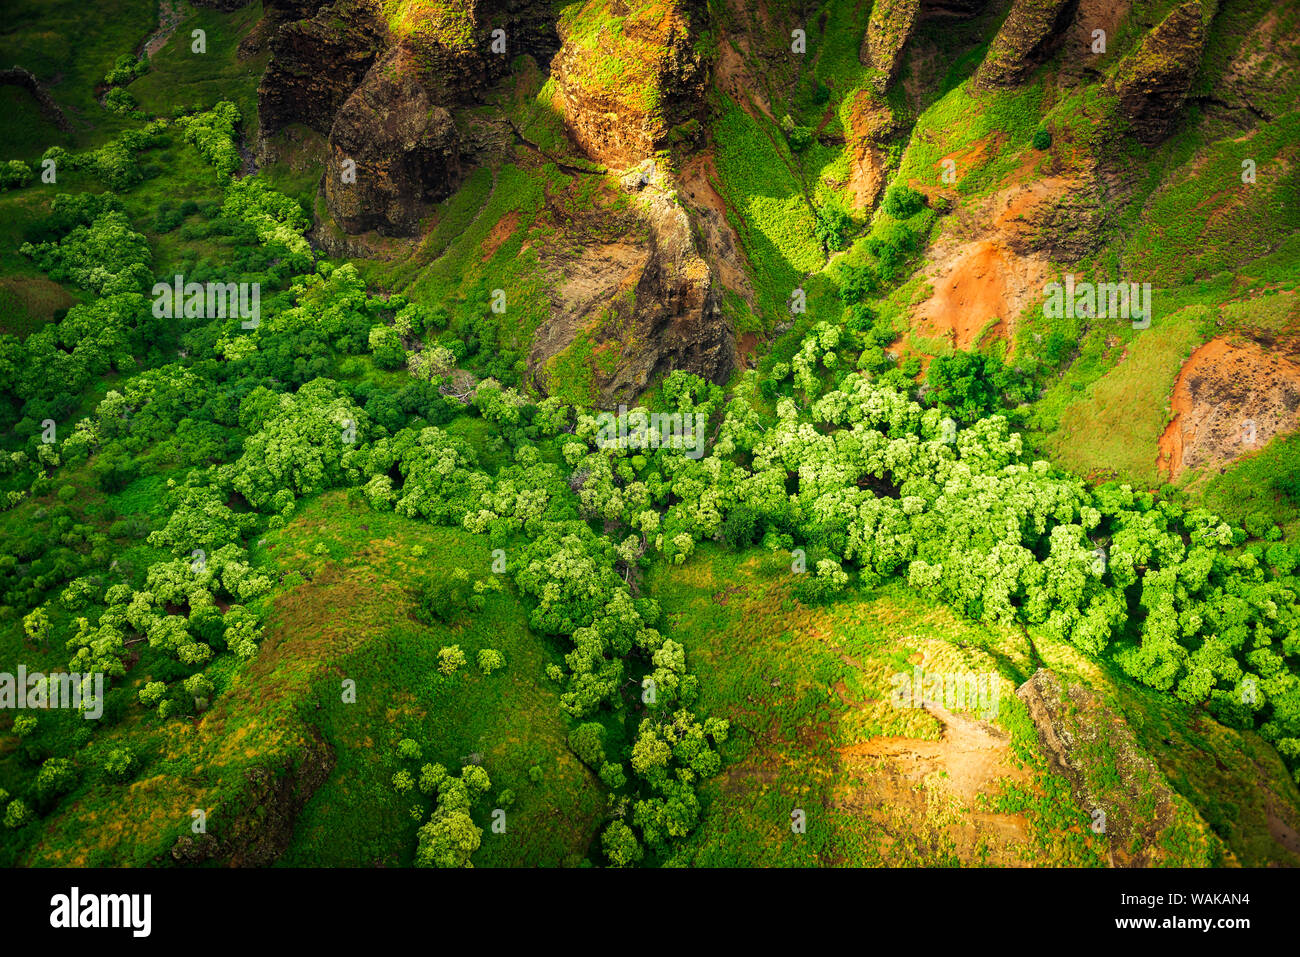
[1033,304,1206,485]
[0,0,157,144]
[646,545,1110,867]
[650,542,1290,865]
[259,491,607,867]
[9,488,608,866]
[129,3,268,126]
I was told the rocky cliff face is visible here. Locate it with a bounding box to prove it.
[256,0,389,142]
[527,163,734,405]
[551,0,709,168]
[861,0,921,95]
[255,0,557,234]
[390,0,558,103]
[324,43,462,236]
[973,0,1075,89]
[264,0,333,24]
[1114,0,1210,144]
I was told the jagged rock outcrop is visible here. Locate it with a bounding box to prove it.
[1114,0,1210,144]
[607,173,732,399]
[856,0,989,95]
[324,44,462,236]
[258,0,557,233]
[860,0,921,94]
[1017,669,1219,867]
[0,66,72,132]
[552,0,709,168]
[529,163,733,405]
[256,0,389,142]
[973,0,1075,89]
[169,736,333,867]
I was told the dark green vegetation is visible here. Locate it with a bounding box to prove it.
[0,0,1298,869]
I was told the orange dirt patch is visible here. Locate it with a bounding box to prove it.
[914,240,1050,349]
[835,704,1036,864]
[678,151,756,303]
[910,160,1078,350]
[1157,336,1300,479]
[480,210,520,261]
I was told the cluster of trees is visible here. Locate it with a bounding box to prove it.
[0,94,327,843]
[176,102,242,179]
[0,160,33,191]
[39,121,167,191]
[386,740,494,868]
[103,54,148,87]
[4,55,1298,868]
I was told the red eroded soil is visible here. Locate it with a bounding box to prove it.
[915,240,1050,350]
[1157,336,1300,479]
[480,210,520,261]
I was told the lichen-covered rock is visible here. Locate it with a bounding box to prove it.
[324,44,462,236]
[1114,0,1211,145]
[256,0,389,141]
[528,165,733,405]
[1017,669,1221,867]
[972,0,1074,89]
[860,0,921,95]
[552,0,709,168]
[381,0,558,103]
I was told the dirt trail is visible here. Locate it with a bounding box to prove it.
[1157,336,1300,479]
[139,0,188,59]
[835,704,1035,864]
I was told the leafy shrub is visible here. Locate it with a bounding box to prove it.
[722,506,760,549]
[103,748,137,781]
[815,201,853,252]
[476,648,505,674]
[0,160,33,191]
[104,54,148,87]
[104,88,136,115]
[1032,127,1052,151]
[882,185,926,219]
[838,262,877,303]
[177,102,242,178]
[437,645,467,676]
[368,325,406,370]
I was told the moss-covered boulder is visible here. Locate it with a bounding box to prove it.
[1114,0,1212,145]
[552,0,710,168]
[972,0,1074,89]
